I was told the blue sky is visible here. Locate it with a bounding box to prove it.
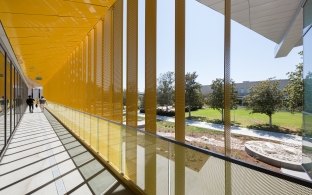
[124,0,303,92]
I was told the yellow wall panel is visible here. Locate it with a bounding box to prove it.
[90,29,96,115]
[103,9,113,120]
[113,0,123,123]
[95,21,103,116]
[126,0,138,128]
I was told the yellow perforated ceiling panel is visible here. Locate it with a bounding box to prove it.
[0,0,116,84]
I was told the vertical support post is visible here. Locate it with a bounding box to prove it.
[175,0,185,142]
[145,136,156,195]
[224,0,232,194]
[31,88,33,98]
[224,0,231,157]
[145,0,157,133]
[126,0,138,128]
[145,0,157,188]
[38,89,41,99]
[175,145,185,195]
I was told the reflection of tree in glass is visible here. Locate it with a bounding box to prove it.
[304,71,312,113]
[303,71,312,138]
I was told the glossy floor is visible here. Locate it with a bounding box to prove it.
[0,108,133,195]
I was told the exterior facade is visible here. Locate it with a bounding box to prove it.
[202,79,289,99]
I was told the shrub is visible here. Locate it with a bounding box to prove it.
[157,108,175,116]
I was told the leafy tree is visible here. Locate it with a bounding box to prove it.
[157,71,175,110]
[123,89,126,106]
[284,53,303,113]
[207,78,237,121]
[139,93,145,109]
[185,72,203,117]
[245,79,283,127]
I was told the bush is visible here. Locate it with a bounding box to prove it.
[140,108,175,116]
[185,106,200,112]
[157,108,175,116]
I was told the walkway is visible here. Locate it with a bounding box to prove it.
[0,108,133,195]
[138,114,302,145]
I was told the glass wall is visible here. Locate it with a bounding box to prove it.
[0,44,28,156]
[5,57,11,142]
[0,47,4,152]
[303,0,312,178]
[226,0,305,175]
[184,0,225,154]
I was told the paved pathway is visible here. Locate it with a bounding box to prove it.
[0,108,133,195]
[138,114,302,145]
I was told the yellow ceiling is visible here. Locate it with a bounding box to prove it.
[0,0,116,85]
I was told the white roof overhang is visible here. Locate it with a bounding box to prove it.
[197,0,305,58]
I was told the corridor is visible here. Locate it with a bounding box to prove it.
[0,108,133,195]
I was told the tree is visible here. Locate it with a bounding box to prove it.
[123,89,126,106]
[284,53,303,113]
[207,78,237,122]
[139,93,145,109]
[245,79,283,127]
[157,71,175,110]
[185,72,203,118]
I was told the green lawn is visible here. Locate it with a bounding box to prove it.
[187,108,302,133]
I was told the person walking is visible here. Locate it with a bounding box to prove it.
[26,95,34,113]
[0,96,5,113]
[39,96,47,112]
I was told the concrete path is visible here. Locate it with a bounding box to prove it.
[138,114,302,145]
[0,107,133,195]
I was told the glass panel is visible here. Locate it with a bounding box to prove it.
[184,0,225,154]
[156,0,175,136]
[304,0,312,33]
[46,103,312,194]
[231,0,303,177]
[6,58,11,141]
[13,69,16,128]
[303,0,312,178]
[0,50,5,151]
[137,0,145,130]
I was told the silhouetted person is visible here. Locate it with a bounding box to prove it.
[26,95,34,113]
[0,96,5,113]
[39,96,47,112]
[0,96,5,112]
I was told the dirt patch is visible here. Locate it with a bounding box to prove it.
[157,131,282,173]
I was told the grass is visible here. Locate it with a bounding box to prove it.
[187,108,302,134]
